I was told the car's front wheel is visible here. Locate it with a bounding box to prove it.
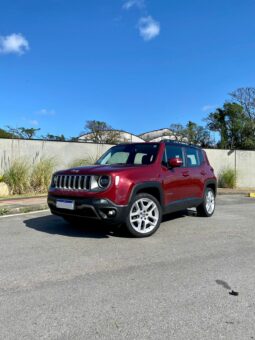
[125,193,162,237]
[197,187,215,217]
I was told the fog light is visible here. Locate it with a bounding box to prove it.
[108,210,116,216]
[98,199,108,204]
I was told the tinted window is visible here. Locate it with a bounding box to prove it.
[96,144,159,165]
[163,145,184,166]
[186,147,200,167]
[198,149,205,164]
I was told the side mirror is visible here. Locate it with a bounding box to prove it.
[168,157,183,168]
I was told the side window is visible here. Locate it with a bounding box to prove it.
[186,147,200,167]
[162,145,184,166]
[198,149,205,164]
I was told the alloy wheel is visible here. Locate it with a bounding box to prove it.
[129,198,159,234]
[206,190,215,214]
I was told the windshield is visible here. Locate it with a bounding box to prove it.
[96,144,159,165]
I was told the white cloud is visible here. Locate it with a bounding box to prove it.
[138,16,160,41]
[123,0,145,10]
[0,33,29,55]
[202,104,216,112]
[36,109,56,116]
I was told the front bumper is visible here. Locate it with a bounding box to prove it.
[47,194,128,224]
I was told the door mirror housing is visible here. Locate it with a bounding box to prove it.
[168,157,183,168]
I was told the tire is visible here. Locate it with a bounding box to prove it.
[197,187,215,217]
[124,193,162,237]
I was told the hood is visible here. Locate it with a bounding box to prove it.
[55,164,147,175]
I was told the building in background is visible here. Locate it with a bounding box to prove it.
[78,128,181,143]
[139,128,176,142]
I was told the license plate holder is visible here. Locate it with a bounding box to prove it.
[56,199,75,210]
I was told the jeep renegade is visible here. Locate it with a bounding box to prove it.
[48,142,217,237]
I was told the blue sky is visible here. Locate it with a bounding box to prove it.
[1,0,255,138]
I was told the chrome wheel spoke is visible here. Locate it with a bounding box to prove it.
[136,219,142,230]
[131,216,140,222]
[144,219,152,228]
[148,215,157,222]
[145,201,154,212]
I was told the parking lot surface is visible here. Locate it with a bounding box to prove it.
[0,195,255,339]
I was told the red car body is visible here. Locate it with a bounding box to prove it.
[48,142,217,231]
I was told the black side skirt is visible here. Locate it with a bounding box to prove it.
[163,198,203,215]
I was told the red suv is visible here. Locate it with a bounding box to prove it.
[48,142,217,237]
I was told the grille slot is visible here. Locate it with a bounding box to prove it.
[54,175,90,190]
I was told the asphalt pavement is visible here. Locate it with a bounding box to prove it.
[0,195,255,339]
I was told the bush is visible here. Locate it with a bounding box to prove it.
[218,168,236,188]
[31,158,56,193]
[69,157,95,168]
[3,160,31,194]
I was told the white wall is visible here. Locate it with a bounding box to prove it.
[235,150,255,188]
[1,138,255,188]
[205,149,255,188]
[0,138,113,173]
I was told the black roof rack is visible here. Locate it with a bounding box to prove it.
[160,140,202,149]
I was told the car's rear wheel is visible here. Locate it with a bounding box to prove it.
[125,193,162,237]
[197,187,215,217]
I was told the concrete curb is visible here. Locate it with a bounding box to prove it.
[217,188,255,196]
[0,204,49,217]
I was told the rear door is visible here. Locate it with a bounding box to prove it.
[184,147,205,198]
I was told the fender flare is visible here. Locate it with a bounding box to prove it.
[128,182,164,205]
[203,179,217,196]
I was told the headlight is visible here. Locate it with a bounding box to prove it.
[98,175,110,188]
[90,175,111,190]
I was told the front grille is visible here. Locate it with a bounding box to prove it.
[54,175,90,190]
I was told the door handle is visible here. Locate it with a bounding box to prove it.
[182,171,189,177]
[200,170,206,176]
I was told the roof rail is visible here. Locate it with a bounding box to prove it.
[160,140,202,148]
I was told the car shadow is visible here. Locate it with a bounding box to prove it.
[24,214,128,239]
[162,209,197,223]
[24,209,196,239]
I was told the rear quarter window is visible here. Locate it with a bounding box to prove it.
[185,147,202,167]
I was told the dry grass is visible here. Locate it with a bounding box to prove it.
[31,158,56,193]
[69,155,98,168]
[3,160,31,195]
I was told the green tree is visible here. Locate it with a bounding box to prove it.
[84,120,121,144]
[169,124,187,142]
[169,122,213,147]
[230,87,255,119]
[42,133,66,141]
[0,128,17,138]
[6,126,40,139]
[206,103,255,149]
[186,121,213,147]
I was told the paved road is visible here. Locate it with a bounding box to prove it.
[0,195,255,339]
